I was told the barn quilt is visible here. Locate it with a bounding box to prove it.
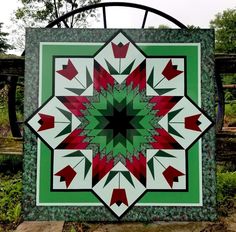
[26,30,213,219]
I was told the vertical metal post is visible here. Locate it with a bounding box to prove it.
[215,68,224,132]
[103,6,107,29]
[142,10,148,28]
[8,76,22,137]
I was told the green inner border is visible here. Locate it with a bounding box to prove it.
[38,43,200,204]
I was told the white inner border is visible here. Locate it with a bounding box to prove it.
[37,42,202,207]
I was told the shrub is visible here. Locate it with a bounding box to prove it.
[0,172,22,224]
[217,171,236,215]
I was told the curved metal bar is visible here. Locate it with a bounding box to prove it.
[215,72,225,132]
[46,2,187,29]
[8,76,22,137]
[18,1,186,138]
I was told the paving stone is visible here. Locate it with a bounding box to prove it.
[223,213,236,232]
[15,221,64,232]
[228,223,236,232]
[89,222,213,232]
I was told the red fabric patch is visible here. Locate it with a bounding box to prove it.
[55,165,77,188]
[38,113,54,131]
[162,165,184,188]
[110,188,128,206]
[185,114,202,132]
[162,59,183,80]
[57,59,78,80]
[111,42,130,58]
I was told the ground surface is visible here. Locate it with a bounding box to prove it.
[12,212,236,232]
[0,137,22,155]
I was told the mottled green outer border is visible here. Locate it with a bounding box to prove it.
[24,28,216,221]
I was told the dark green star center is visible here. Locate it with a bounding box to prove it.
[95,100,142,146]
[104,106,135,138]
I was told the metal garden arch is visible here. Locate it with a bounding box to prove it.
[45,2,187,29]
[11,2,222,136]
[12,2,187,137]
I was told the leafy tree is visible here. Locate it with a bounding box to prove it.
[0,23,12,53]
[157,24,170,29]
[11,0,101,51]
[15,0,101,28]
[210,9,236,53]
[187,25,200,29]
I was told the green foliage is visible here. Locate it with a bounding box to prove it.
[157,24,170,29]
[224,103,236,127]
[225,103,236,117]
[0,85,24,137]
[12,0,101,49]
[222,73,236,123]
[187,25,200,29]
[217,171,236,215]
[69,226,77,232]
[223,74,236,105]
[210,9,236,53]
[15,0,101,28]
[0,172,22,224]
[223,74,236,85]
[217,171,236,202]
[0,155,23,173]
[0,94,10,136]
[0,53,19,59]
[225,91,233,101]
[0,23,13,53]
[16,86,24,114]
